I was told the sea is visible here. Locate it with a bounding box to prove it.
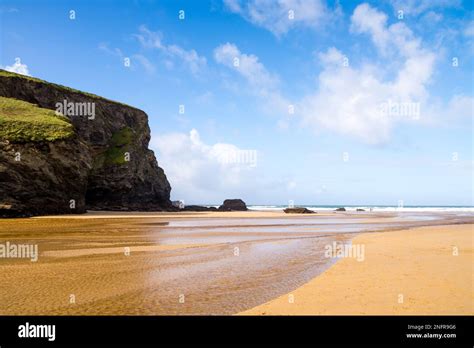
[202,205,474,213]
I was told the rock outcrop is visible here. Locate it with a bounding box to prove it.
[0,70,172,217]
[182,205,218,212]
[283,207,315,214]
[218,199,248,211]
[335,207,346,211]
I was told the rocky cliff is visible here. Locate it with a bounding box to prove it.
[0,70,172,217]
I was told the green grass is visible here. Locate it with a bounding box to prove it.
[103,127,134,165]
[111,126,134,147]
[0,69,136,109]
[0,96,74,142]
[0,69,45,84]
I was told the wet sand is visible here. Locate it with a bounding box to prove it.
[242,224,474,315]
[0,211,472,315]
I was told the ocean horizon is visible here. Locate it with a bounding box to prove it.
[197,204,474,212]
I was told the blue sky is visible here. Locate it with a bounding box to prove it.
[1,0,473,205]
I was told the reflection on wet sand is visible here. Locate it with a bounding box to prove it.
[0,211,472,315]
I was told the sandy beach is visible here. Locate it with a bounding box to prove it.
[242,224,474,315]
[0,211,472,315]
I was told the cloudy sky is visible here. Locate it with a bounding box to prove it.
[1,0,473,205]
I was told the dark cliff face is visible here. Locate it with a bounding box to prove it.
[0,70,172,217]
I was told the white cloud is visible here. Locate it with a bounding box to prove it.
[98,42,123,58]
[166,44,206,75]
[134,25,206,74]
[132,54,156,74]
[421,11,443,23]
[223,0,242,13]
[214,42,288,113]
[216,4,471,145]
[99,43,156,74]
[389,0,461,15]
[433,95,474,124]
[351,3,436,98]
[224,0,332,36]
[151,129,258,202]
[300,55,394,144]
[448,96,474,119]
[214,42,278,91]
[2,58,30,76]
[299,3,437,144]
[133,25,163,49]
[465,21,474,38]
[350,3,390,53]
[351,3,425,58]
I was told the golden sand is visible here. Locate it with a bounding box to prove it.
[0,212,351,315]
[241,224,474,315]
[42,244,208,258]
[1,212,472,315]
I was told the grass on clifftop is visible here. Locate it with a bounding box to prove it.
[0,96,74,142]
[0,70,45,83]
[0,69,136,109]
